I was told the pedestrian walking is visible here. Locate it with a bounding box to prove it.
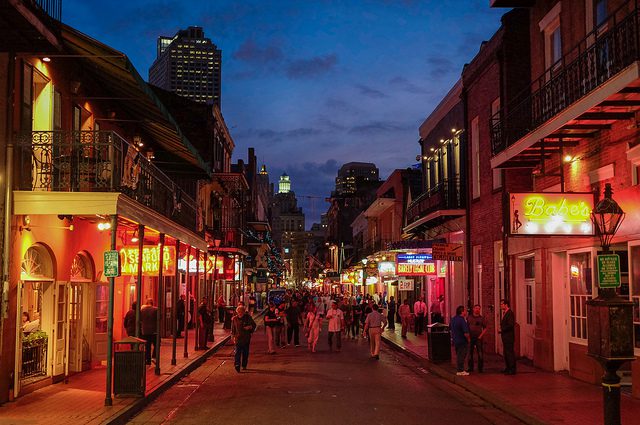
[387,296,396,330]
[124,301,136,337]
[275,303,286,348]
[286,300,303,346]
[216,295,226,324]
[304,304,322,352]
[364,304,387,360]
[450,305,470,376]
[413,296,427,336]
[500,299,516,375]
[231,305,257,372]
[430,295,444,324]
[198,297,212,349]
[351,298,361,339]
[264,302,278,354]
[176,295,185,337]
[467,304,487,373]
[139,298,158,365]
[325,301,344,352]
[398,299,411,338]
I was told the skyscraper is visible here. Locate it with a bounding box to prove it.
[149,26,222,107]
[334,162,379,196]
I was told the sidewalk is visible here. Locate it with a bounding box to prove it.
[381,326,640,425]
[0,325,232,425]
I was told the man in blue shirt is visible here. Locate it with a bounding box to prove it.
[450,305,470,376]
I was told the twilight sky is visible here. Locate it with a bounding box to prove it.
[63,0,506,227]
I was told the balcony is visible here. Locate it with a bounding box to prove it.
[33,0,62,20]
[405,178,464,226]
[16,130,198,231]
[491,1,640,166]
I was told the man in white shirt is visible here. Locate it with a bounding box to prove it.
[413,296,427,336]
[325,301,344,352]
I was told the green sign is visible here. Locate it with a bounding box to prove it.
[104,250,120,278]
[597,254,621,288]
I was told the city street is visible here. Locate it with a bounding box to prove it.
[128,319,523,425]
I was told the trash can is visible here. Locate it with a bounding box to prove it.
[427,323,451,363]
[113,337,146,397]
[224,306,235,330]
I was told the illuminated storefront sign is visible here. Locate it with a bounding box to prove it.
[120,246,176,276]
[509,192,595,236]
[396,253,435,276]
[177,256,217,274]
[378,261,396,277]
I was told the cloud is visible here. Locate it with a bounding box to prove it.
[348,120,413,135]
[426,55,458,79]
[389,76,430,94]
[237,126,324,144]
[233,39,284,63]
[285,54,338,79]
[355,84,386,98]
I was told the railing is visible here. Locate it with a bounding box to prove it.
[31,0,62,21]
[405,178,463,226]
[16,131,198,231]
[21,336,47,380]
[491,0,640,155]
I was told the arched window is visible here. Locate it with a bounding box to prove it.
[70,252,94,282]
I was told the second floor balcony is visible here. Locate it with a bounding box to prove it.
[491,0,640,166]
[16,130,198,231]
[405,178,464,227]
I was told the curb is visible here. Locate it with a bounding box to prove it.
[105,334,231,425]
[381,335,546,425]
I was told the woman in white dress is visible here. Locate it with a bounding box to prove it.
[305,304,322,353]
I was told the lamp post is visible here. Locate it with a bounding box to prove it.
[362,258,368,295]
[587,183,635,425]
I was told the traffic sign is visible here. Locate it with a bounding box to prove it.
[432,243,463,262]
[104,250,120,278]
[597,254,621,288]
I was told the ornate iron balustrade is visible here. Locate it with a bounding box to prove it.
[16,131,198,231]
[491,0,640,155]
[21,336,47,380]
[406,178,463,226]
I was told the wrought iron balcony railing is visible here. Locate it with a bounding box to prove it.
[491,0,640,155]
[32,0,62,21]
[406,178,463,226]
[16,131,198,231]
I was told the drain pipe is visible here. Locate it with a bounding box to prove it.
[2,52,16,390]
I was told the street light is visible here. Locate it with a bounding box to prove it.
[362,258,368,292]
[586,183,634,425]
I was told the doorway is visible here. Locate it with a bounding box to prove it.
[517,255,536,360]
[68,252,94,373]
[494,241,505,355]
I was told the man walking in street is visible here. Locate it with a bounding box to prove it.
[398,299,411,338]
[450,305,470,376]
[286,299,303,347]
[413,296,427,336]
[364,304,387,360]
[386,296,396,330]
[325,300,344,352]
[264,302,278,354]
[500,299,516,375]
[231,305,257,372]
[467,304,487,373]
[140,298,158,365]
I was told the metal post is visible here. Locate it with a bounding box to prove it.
[171,240,180,366]
[184,245,191,358]
[194,249,200,351]
[135,224,144,337]
[155,233,165,375]
[105,214,118,406]
[212,251,218,342]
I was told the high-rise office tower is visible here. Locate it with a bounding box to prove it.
[149,26,222,107]
[334,162,379,195]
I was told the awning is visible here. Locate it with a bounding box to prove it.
[58,24,210,176]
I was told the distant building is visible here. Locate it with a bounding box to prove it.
[149,26,222,107]
[278,173,291,193]
[335,162,379,196]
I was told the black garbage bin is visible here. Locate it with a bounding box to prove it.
[113,336,146,397]
[224,306,235,330]
[427,323,451,363]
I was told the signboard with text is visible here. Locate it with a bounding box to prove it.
[398,279,414,291]
[396,253,435,276]
[508,192,595,236]
[597,254,621,288]
[120,246,176,276]
[432,243,463,262]
[104,250,120,278]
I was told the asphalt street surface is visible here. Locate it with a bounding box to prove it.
[128,319,525,425]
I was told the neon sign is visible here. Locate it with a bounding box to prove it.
[378,261,396,277]
[509,193,595,236]
[120,246,176,276]
[396,254,435,276]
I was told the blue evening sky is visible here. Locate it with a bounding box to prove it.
[62,0,507,226]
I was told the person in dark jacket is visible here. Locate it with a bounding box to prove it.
[124,302,136,337]
[450,305,470,375]
[387,296,396,330]
[231,305,257,372]
[140,298,158,365]
[176,295,185,338]
[198,297,212,349]
[500,299,516,375]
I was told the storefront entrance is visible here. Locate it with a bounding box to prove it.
[516,255,536,360]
